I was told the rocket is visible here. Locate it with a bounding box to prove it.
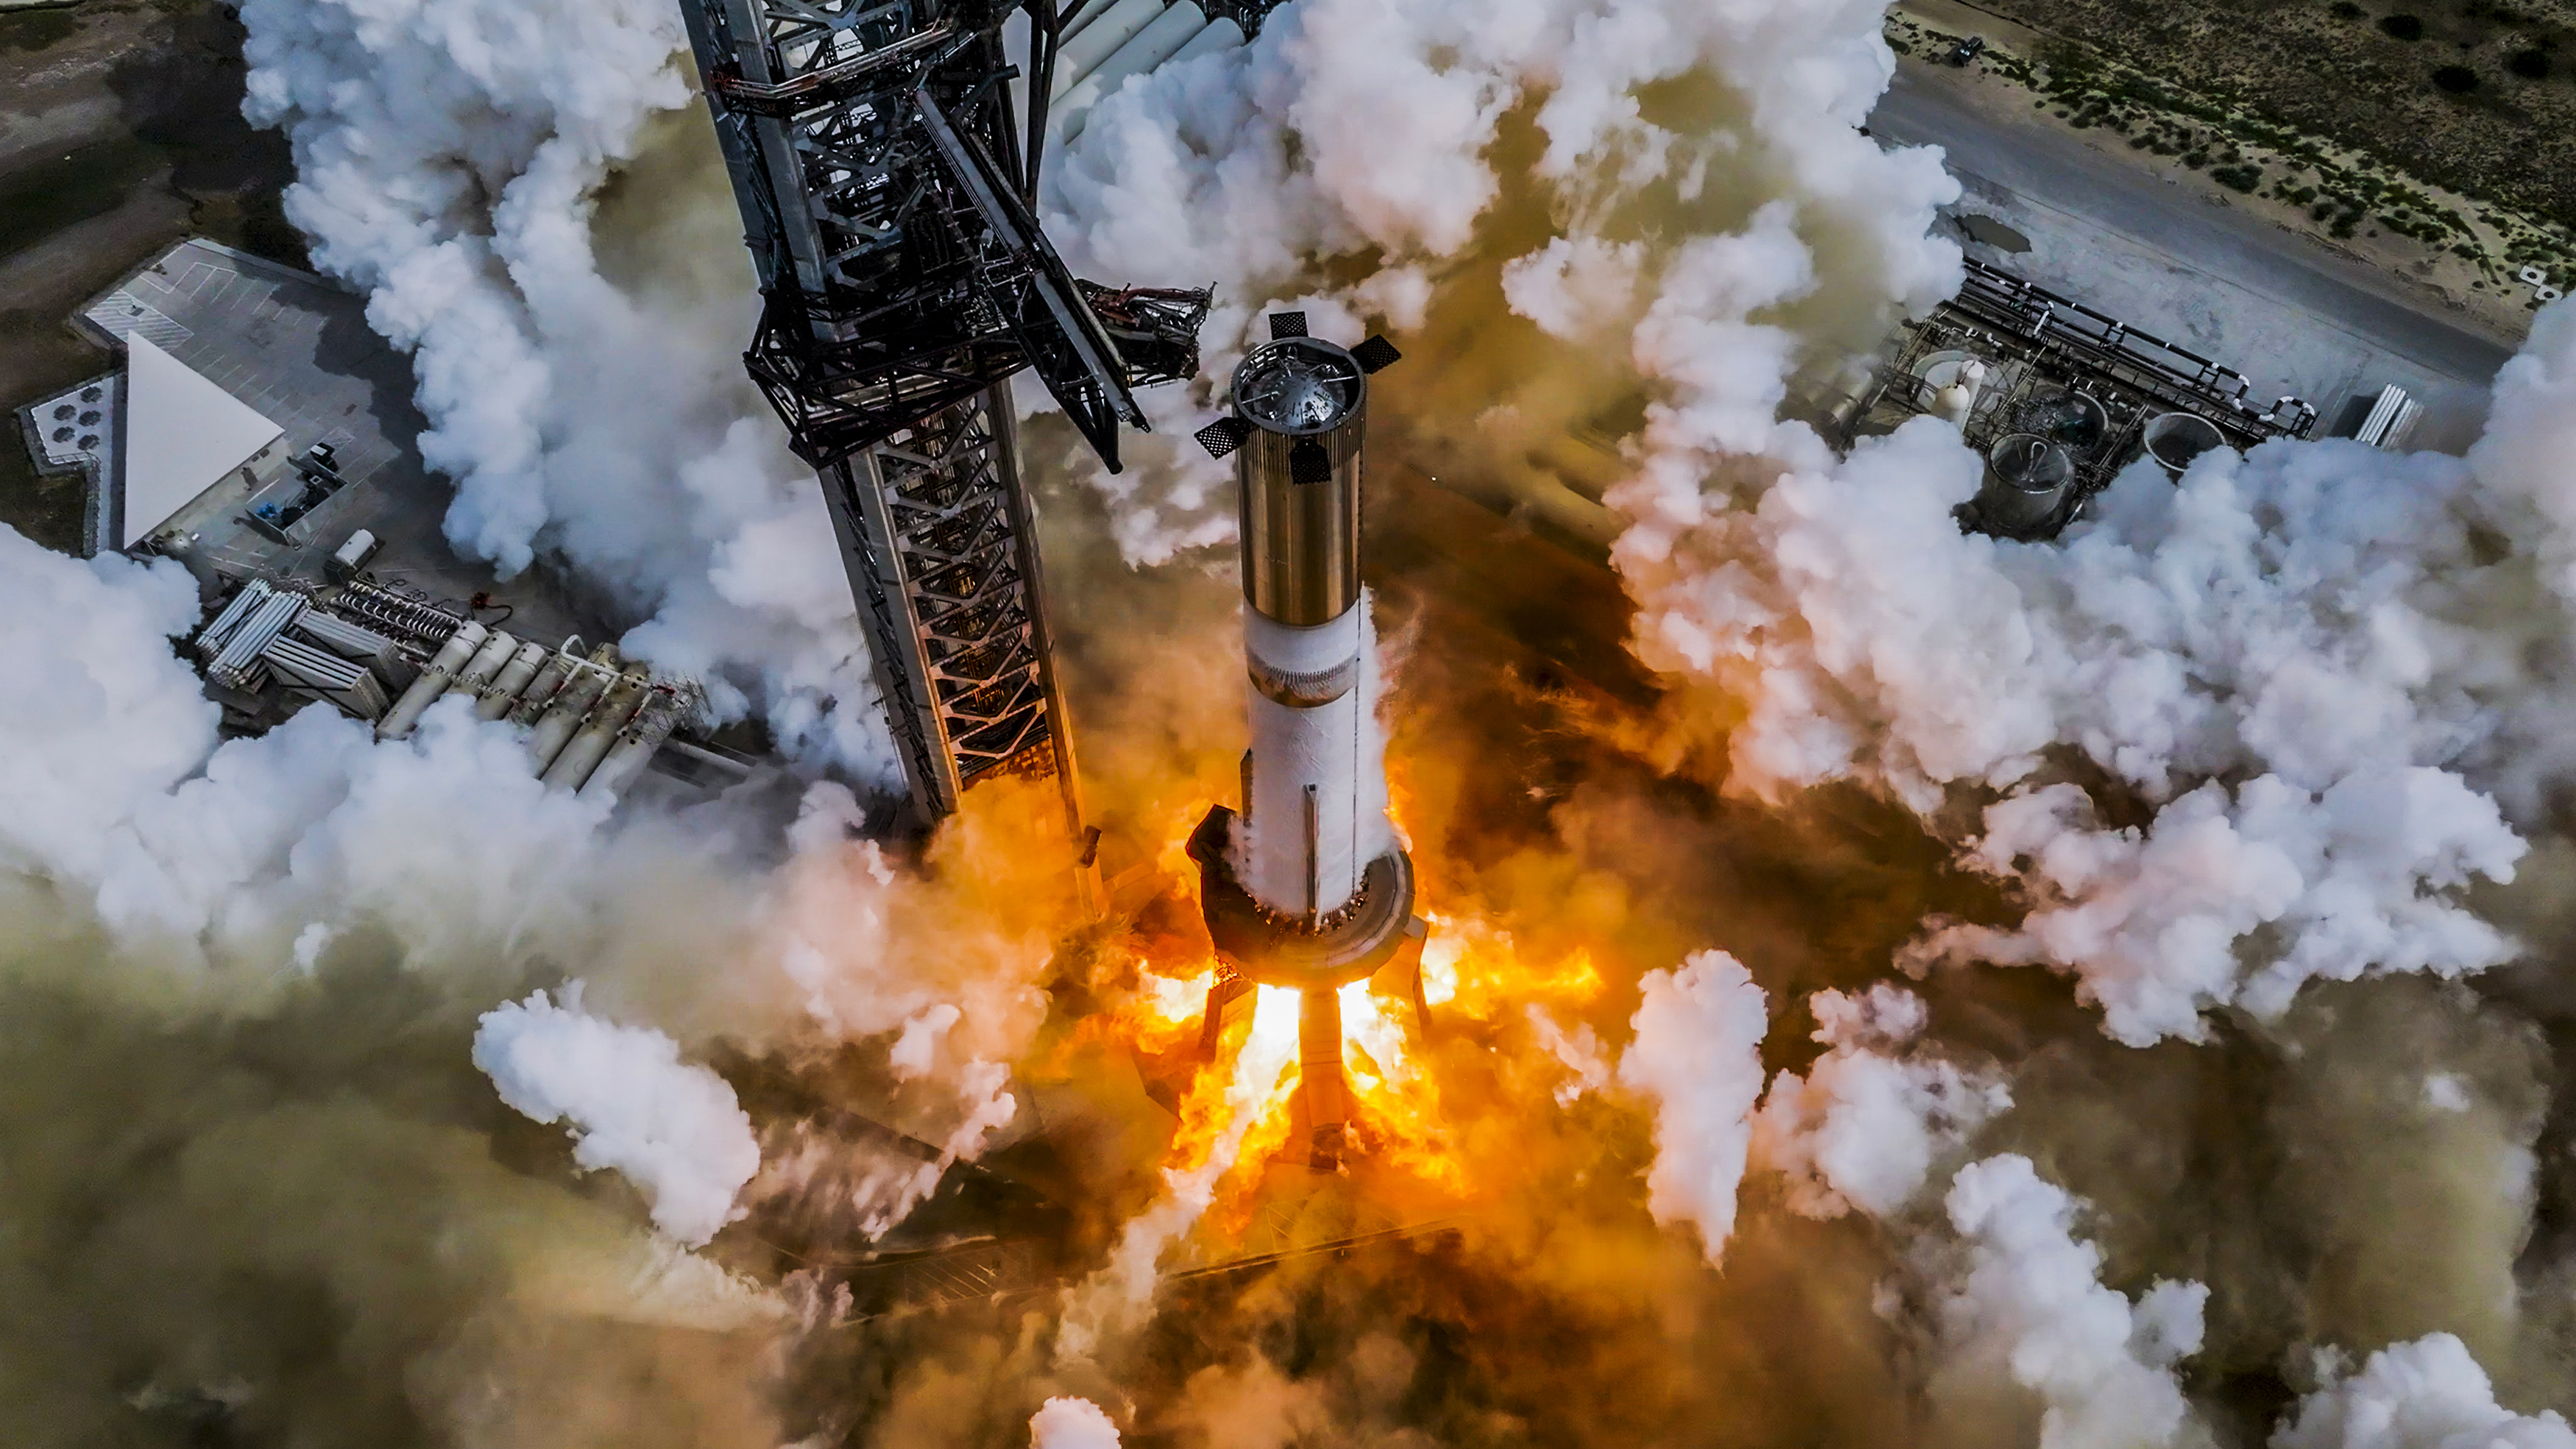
[1189,312,1423,1170]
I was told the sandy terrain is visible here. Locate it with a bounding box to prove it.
[1892,0,2565,344]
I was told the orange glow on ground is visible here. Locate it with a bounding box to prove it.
[1088,893,1610,1258]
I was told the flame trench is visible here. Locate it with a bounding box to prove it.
[1187,319,1429,1172]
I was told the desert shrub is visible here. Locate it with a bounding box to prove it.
[2380,13,2425,38]
[2510,48,2549,78]
[2433,64,2480,91]
[2213,163,2265,190]
[2331,0,2363,14]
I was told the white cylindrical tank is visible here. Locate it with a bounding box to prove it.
[475,641,548,720]
[1234,601,1387,920]
[1055,2,1204,139]
[526,662,615,773]
[503,648,578,727]
[576,690,682,805]
[446,630,518,698]
[1932,359,1987,426]
[1215,336,1395,924]
[1051,0,1162,96]
[540,672,648,790]
[375,621,488,741]
[1164,13,1242,65]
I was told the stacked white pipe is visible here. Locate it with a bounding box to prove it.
[1047,0,1245,144]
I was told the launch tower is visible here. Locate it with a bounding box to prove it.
[674,0,1209,825]
[1189,313,1422,1169]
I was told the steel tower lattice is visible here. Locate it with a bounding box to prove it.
[676,0,1208,823]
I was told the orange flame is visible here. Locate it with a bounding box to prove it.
[1090,903,1607,1225]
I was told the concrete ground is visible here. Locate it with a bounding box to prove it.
[0,0,305,550]
[1872,52,2517,453]
[85,238,609,648]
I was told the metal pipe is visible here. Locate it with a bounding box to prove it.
[525,660,615,773]
[539,672,648,791]
[375,620,488,740]
[576,690,683,805]
[445,630,517,697]
[475,641,548,720]
[194,580,272,659]
[1303,784,1320,927]
[1055,1,1205,141]
[503,649,578,728]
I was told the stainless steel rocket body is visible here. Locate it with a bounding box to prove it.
[1211,337,1401,941]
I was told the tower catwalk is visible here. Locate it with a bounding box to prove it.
[675,0,1208,825]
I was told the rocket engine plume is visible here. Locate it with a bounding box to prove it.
[1187,313,1423,1170]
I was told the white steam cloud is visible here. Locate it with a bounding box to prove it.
[237,0,896,773]
[1030,1396,1124,1449]
[473,984,762,1247]
[1750,983,2007,1219]
[1933,1154,2209,1449]
[1616,950,1769,1263]
[2276,1333,2576,1449]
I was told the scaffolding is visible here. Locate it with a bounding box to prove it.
[676,0,1208,826]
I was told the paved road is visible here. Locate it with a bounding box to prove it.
[1870,61,2515,448]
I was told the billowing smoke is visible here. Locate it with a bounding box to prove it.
[1028,1395,1124,1448]
[1931,1154,2210,1449]
[473,985,762,1246]
[1614,949,1768,1263]
[2276,1334,2576,1449]
[1749,983,2008,1219]
[236,0,896,773]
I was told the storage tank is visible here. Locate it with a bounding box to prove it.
[526,659,616,773]
[504,648,579,728]
[1977,432,2076,535]
[2144,412,2226,478]
[539,671,649,790]
[475,641,549,720]
[445,630,519,698]
[576,689,684,805]
[376,620,489,741]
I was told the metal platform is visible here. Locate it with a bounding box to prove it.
[677,0,1209,829]
[1841,258,2318,538]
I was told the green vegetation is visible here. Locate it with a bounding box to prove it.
[2509,46,2548,76]
[2382,13,2427,39]
[1887,7,2576,297]
[2433,63,2481,89]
